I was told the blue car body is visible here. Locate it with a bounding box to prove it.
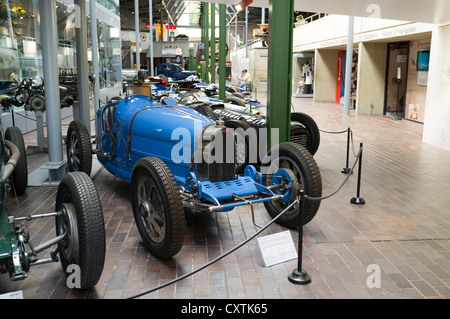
[70,92,322,259]
[156,63,197,81]
[96,95,211,184]
[95,95,292,212]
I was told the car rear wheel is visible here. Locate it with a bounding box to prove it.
[5,126,28,195]
[192,103,217,121]
[131,157,185,259]
[55,172,105,289]
[66,120,92,176]
[291,112,320,155]
[262,142,322,228]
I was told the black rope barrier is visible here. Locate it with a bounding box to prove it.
[288,190,311,284]
[318,128,348,134]
[350,143,365,205]
[126,199,299,299]
[341,128,352,174]
[317,126,357,174]
[289,143,365,284]
[126,142,366,296]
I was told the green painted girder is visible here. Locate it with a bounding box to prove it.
[267,0,295,148]
[218,4,226,100]
[210,3,216,83]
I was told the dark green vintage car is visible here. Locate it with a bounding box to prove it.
[0,122,106,290]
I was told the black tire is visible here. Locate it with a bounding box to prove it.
[291,112,320,155]
[131,157,185,259]
[224,119,258,173]
[55,172,105,289]
[224,96,246,107]
[5,127,28,195]
[66,120,92,176]
[262,142,322,228]
[193,103,217,121]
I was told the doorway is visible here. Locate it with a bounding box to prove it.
[384,42,409,119]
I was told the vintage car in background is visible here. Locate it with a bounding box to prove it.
[66,92,323,260]
[156,63,198,81]
[0,122,105,290]
[177,91,321,156]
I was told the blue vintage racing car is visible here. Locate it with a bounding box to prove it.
[66,92,322,259]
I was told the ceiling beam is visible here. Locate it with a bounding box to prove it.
[199,0,450,24]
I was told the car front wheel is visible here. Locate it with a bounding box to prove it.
[262,142,322,228]
[55,172,105,289]
[131,157,185,259]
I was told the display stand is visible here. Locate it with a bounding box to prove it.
[26,110,48,155]
[391,75,403,120]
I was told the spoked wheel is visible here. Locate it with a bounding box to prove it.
[262,142,322,228]
[131,157,185,259]
[66,120,92,176]
[5,127,28,195]
[55,172,105,289]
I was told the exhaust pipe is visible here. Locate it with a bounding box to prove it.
[1,140,20,184]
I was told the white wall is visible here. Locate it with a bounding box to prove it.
[422,24,450,151]
[293,15,434,52]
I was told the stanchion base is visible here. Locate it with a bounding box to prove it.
[288,268,311,285]
[341,168,352,174]
[351,197,366,205]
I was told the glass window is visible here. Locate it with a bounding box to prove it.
[0,0,122,133]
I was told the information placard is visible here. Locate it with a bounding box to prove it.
[257,231,298,267]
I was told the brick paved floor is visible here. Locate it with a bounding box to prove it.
[1,97,449,299]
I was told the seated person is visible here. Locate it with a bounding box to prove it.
[237,69,252,89]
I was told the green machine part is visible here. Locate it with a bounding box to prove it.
[0,136,27,281]
[0,187,27,281]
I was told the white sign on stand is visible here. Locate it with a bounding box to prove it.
[257,231,298,267]
[0,290,23,299]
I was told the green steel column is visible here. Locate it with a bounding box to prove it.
[204,3,210,83]
[218,4,226,100]
[210,3,216,83]
[200,4,205,79]
[267,0,294,147]
[201,4,205,45]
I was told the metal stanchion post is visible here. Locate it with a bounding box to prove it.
[351,143,366,205]
[288,190,311,285]
[341,127,351,174]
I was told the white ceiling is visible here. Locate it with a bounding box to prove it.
[203,0,450,25]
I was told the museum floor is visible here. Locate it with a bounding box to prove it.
[1,96,449,299]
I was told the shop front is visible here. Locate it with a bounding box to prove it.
[292,52,314,98]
